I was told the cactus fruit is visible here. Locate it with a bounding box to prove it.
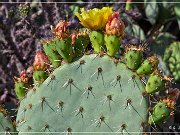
[16,54,148,134]
[164,42,180,81]
[14,82,27,100]
[89,31,105,53]
[125,46,143,70]
[148,100,171,125]
[50,20,73,63]
[149,88,179,125]
[104,35,120,56]
[55,37,73,63]
[33,51,50,84]
[33,71,48,84]
[136,56,159,75]
[72,33,89,58]
[0,106,16,134]
[145,71,165,94]
[104,12,125,56]
[14,70,29,100]
[43,40,62,68]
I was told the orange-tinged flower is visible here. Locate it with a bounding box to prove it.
[162,88,180,109]
[51,20,71,39]
[14,70,29,83]
[163,98,175,109]
[75,7,113,30]
[33,51,50,71]
[106,12,125,37]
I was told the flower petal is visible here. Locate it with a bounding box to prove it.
[75,7,114,30]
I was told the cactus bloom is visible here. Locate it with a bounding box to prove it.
[14,70,29,83]
[33,51,50,71]
[162,88,179,109]
[51,20,71,39]
[106,12,125,37]
[163,98,175,109]
[75,7,113,30]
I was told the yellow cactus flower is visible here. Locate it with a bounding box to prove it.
[75,7,113,30]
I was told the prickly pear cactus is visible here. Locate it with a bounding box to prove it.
[164,42,180,81]
[0,107,16,134]
[15,7,179,135]
[16,54,148,134]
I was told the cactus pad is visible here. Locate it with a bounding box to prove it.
[14,82,27,100]
[55,38,73,63]
[89,31,105,53]
[164,42,180,81]
[73,35,89,58]
[145,71,165,94]
[148,101,171,125]
[33,71,48,84]
[43,41,62,68]
[125,47,143,70]
[0,108,15,134]
[16,54,148,134]
[104,35,121,56]
[136,56,158,75]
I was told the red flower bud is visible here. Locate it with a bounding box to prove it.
[106,12,125,37]
[51,20,71,39]
[33,51,50,71]
[14,70,29,83]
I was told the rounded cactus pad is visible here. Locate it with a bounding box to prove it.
[136,56,158,75]
[43,40,62,68]
[104,35,121,56]
[145,71,165,94]
[164,42,180,81]
[148,101,171,125]
[125,46,143,70]
[89,31,105,53]
[16,54,148,134]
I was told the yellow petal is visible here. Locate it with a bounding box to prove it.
[75,7,114,30]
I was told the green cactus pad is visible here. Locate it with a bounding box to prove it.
[43,41,61,68]
[104,35,121,56]
[0,111,16,134]
[16,54,148,134]
[33,71,48,84]
[125,48,143,70]
[55,38,73,63]
[136,56,158,75]
[146,72,165,94]
[148,101,171,125]
[74,36,89,58]
[89,31,105,53]
[14,82,26,100]
[164,42,180,81]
